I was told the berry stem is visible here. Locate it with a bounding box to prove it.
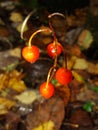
[48,19,57,42]
[48,12,65,19]
[48,12,65,42]
[46,54,57,88]
[48,12,64,59]
[48,19,61,58]
[48,12,68,69]
[28,28,52,46]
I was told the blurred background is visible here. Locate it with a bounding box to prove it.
[0,1,98,130]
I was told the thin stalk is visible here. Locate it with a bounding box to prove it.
[48,12,68,69]
[48,12,65,19]
[20,9,37,39]
[48,12,65,42]
[28,28,52,46]
[45,56,57,88]
[45,12,67,87]
[63,122,79,128]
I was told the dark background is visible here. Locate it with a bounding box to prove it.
[21,0,90,13]
[38,0,90,13]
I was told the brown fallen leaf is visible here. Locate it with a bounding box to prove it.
[26,95,65,130]
[56,85,71,106]
[69,109,93,130]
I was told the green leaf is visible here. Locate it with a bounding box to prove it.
[92,86,98,92]
[51,78,58,85]
[83,102,94,112]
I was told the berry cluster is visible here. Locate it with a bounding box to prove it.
[22,41,62,63]
[21,12,72,99]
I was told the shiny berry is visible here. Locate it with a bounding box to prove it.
[40,82,55,98]
[22,45,40,63]
[47,43,62,58]
[55,67,72,85]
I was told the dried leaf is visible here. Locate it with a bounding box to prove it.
[56,85,70,106]
[26,96,65,130]
[0,97,15,109]
[87,62,96,74]
[69,109,93,129]
[10,12,23,22]
[77,29,93,49]
[0,73,9,90]
[67,56,77,69]
[0,97,16,115]
[0,70,27,93]
[68,45,82,57]
[15,90,40,104]
[73,58,88,70]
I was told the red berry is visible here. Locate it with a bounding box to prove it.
[47,43,62,58]
[40,82,55,98]
[55,67,72,85]
[22,45,40,63]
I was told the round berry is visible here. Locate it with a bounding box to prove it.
[55,67,72,85]
[47,43,62,58]
[40,82,55,98]
[22,45,40,63]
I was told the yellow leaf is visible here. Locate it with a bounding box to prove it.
[9,79,26,93]
[0,70,26,93]
[73,58,88,70]
[67,56,77,69]
[0,97,15,110]
[15,90,39,104]
[0,73,8,90]
[33,120,54,130]
[72,70,85,83]
[10,12,23,22]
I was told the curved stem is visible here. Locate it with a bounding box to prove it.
[48,12,65,41]
[48,12,65,56]
[28,28,52,46]
[20,9,37,39]
[48,12,65,19]
[48,20,57,42]
[48,12,68,69]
